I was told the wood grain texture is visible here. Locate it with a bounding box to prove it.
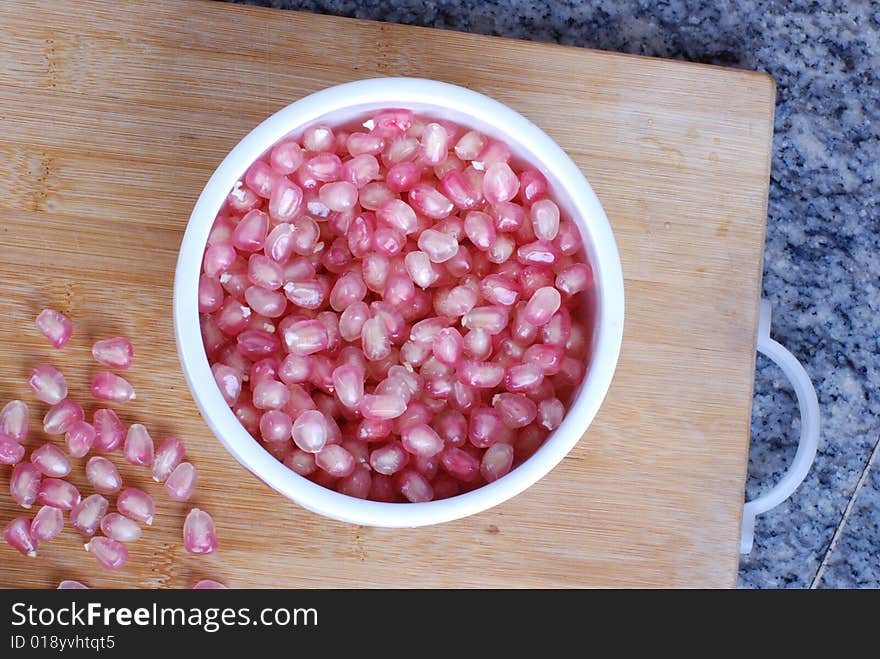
[0,0,774,588]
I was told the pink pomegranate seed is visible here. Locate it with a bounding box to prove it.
[302,123,335,151]
[531,199,560,241]
[279,353,313,384]
[556,262,593,296]
[493,393,538,429]
[165,462,198,501]
[64,420,96,458]
[268,178,304,222]
[11,462,41,508]
[329,271,367,311]
[252,379,290,410]
[504,363,545,393]
[343,154,381,188]
[58,580,89,589]
[35,309,73,348]
[523,344,565,375]
[0,400,29,442]
[556,220,583,255]
[199,275,224,313]
[517,240,559,266]
[247,253,283,290]
[183,508,218,555]
[71,494,109,536]
[281,319,328,356]
[150,437,186,482]
[233,209,270,252]
[338,467,371,499]
[284,449,316,476]
[376,199,419,235]
[117,487,155,525]
[432,327,464,366]
[519,169,548,204]
[373,109,413,137]
[468,407,504,448]
[541,307,572,347]
[85,536,128,570]
[418,122,448,165]
[453,130,487,160]
[315,444,355,478]
[244,286,286,318]
[37,478,80,509]
[236,329,280,360]
[31,443,71,476]
[440,447,480,482]
[434,285,478,318]
[193,579,227,590]
[244,160,279,198]
[31,506,64,543]
[481,274,521,306]
[258,410,291,443]
[396,470,433,502]
[369,442,409,475]
[481,442,514,482]
[401,423,444,458]
[226,181,260,213]
[211,363,242,406]
[409,183,454,220]
[524,286,562,326]
[91,337,134,370]
[416,228,459,264]
[440,169,480,210]
[318,181,358,212]
[306,152,343,183]
[463,329,492,361]
[291,409,328,453]
[331,364,365,410]
[361,183,397,212]
[361,394,406,420]
[0,434,25,465]
[86,456,123,494]
[462,306,509,334]
[4,518,37,557]
[482,162,519,204]
[270,139,303,174]
[361,316,391,362]
[538,397,566,431]
[100,513,142,543]
[29,365,67,405]
[492,201,526,232]
[457,360,505,389]
[464,211,496,251]
[123,424,154,466]
[203,242,236,278]
[91,372,135,403]
[385,161,421,192]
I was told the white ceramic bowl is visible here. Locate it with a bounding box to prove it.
[174,77,624,527]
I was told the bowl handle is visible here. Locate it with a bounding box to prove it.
[740,299,820,554]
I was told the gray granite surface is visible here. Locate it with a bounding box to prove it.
[223,0,880,587]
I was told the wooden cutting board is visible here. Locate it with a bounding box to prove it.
[0,0,774,588]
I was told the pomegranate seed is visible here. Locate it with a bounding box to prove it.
[4,518,37,557]
[481,274,521,306]
[258,410,291,443]
[419,122,449,165]
[193,579,227,589]
[71,494,109,536]
[454,130,487,160]
[92,337,134,369]
[0,435,25,465]
[556,262,593,296]
[315,444,356,477]
[29,365,68,404]
[183,508,218,555]
[462,306,509,334]
[37,478,80,509]
[124,424,154,466]
[369,442,409,475]
[11,462,41,508]
[504,363,545,393]
[440,447,480,482]
[482,162,519,204]
[523,344,565,375]
[252,378,290,410]
[268,178,304,222]
[481,442,514,482]
[31,443,71,476]
[376,199,419,235]
[409,183,454,220]
[281,319,328,356]
[65,420,96,458]
[233,209,270,252]
[432,327,463,366]
[468,407,504,448]
[117,487,155,525]
[284,449,316,476]
[270,139,303,174]
[531,199,560,241]
[401,423,444,458]
[291,409,328,453]
[85,456,123,494]
[31,505,64,542]
[236,329,279,360]
[1,400,29,442]
[361,394,406,420]
[91,371,136,403]
[85,536,128,570]
[338,467,372,499]
[396,470,433,502]
[165,462,198,501]
[524,286,562,326]
[43,399,84,435]
[58,580,89,589]
[150,437,186,482]
[35,309,73,348]
[100,513,142,542]
[457,360,505,388]
[212,363,243,406]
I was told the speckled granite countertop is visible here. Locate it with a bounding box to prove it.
[224,0,880,588]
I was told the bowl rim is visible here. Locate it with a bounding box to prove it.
[173,77,624,527]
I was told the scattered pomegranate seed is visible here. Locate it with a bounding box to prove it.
[85,536,128,570]
[199,110,592,502]
[100,513,142,543]
[30,443,72,477]
[91,337,134,370]
[183,508,218,555]
[117,487,155,525]
[37,478,81,510]
[152,437,185,482]
[65,420,96,458]
[192,579,227,589]
[164,462,198,501]
[29,365,68,405]
[4,517,37,557]
[58,580,89,589]
[0,400,29,442]
[93,408,125,452]
[10,462,42,508]
[31,505,64,542]
[71,494,109,536]
[123,424,155,466]
[86,456,123,494]
[0,434,25,465]
[35,309,73,348]
[91,372,136,403]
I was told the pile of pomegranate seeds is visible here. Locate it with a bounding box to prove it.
[201,110,593,503]
[1,308,219,585]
